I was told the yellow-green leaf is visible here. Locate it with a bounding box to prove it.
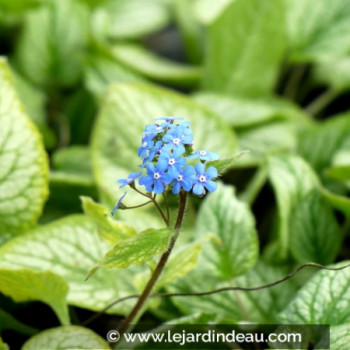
[22,326,110,350]
[81,196,137,246]
[0,268,69,325]
[0,58,48,234]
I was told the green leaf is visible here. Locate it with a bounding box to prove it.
[11,68,46,127]
[81,196,137,246]
[64,89,97,145]
[279,261,350,325]
[290,190,342,264]
[327,165,350,182]
[268,155,319,258]
[91,0,170,40]
[320,188,350,218]
[91,83,237,209]
[173,0,203,64]
[0,268,69,325]
[193,92,309,127]
[84,53,145,96]
[88,228,173,278]
[0,308,37,335]
[47,172,98,215]
[22,326,110,350]
[0,0,42,13]
[14,0,89,87]
[285,0,350,63]
[52,146,93,177]
[314,58,350,93]
[207,151,249,174]
[202,0,286,97]
[47,147,98,214]
[326,138,350,183]
[168,260,297,323]
[0,338,8,350]
[298,112,350,174]
[193,0,233,24]
[0,215,140,315]
[0,58,48,234]
[0,234,12,248]
[195,184,259,279]
[111,43,201,87]
[237,122,298,167]
[316,324,350,350]
[154,240,204,290]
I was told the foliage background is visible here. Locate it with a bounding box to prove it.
[0,0,350,349]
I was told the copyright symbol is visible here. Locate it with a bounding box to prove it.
[107,330,120,342]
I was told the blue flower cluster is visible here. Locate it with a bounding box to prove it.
[117,117,219,196]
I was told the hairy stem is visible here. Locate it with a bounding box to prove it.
[124,201,152,209]
[151,196,169,227]
[84,261,350,326]
[162,192,170,225]
[130,186,168,226]
[115,191,187,343]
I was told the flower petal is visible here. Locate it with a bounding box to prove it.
[193,183,205,195]
[154,180,164,194]
[146,163,155,175]
[195,162,205,175]
[157,159,168,172]
[182,179,192,191]
[168,166,179,179]
[162,173,173,184]
[205,180,217,192]
[172,182,181,195]
[173,145,185,158]
[130,171,142,179]
[162,134,173,143]
[206,166,218,179]
[183,165,195,177]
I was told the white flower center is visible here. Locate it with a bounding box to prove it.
[173,138,181,145]
[200,151,207,156]
[168,158,176,166]
[154,172,161,180]
[142,141,147,148]
[199,175,206,183]
[177,174,183,181]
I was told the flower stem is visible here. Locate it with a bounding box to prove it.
[151,196,169,227]
[115,191,187,343]
[130,185,169,226]
[123,201,153,209]
[162,192,170,225]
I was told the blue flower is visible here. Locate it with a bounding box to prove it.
[111,192,127,215]
[154,116,184,123]
[188,150,219,162]
[138,134,154,159]
[162,124,193,149]
[143,123,167,138]
[141,141,163,168]
[171,166,195,194]
[159,146,186,177]
[192,163,218,195]
[139,162,172,194]
[117,171,142,188]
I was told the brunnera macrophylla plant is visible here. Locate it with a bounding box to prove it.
[94,117,221,337]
